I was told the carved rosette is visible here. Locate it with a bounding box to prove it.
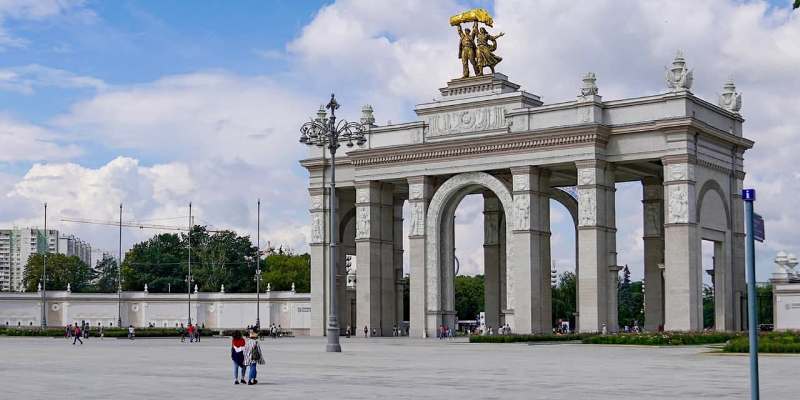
[512,174,529,191]
[310,195,323,210]
[577,188,597,226]
[667,185,689,224]
[356,187,370,204]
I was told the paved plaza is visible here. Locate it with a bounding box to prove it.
[1,336,797,399]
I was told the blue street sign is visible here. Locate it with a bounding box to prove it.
[753,213,765,242]
[742,188,756,202]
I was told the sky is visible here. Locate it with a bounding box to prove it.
[0,0,798,283]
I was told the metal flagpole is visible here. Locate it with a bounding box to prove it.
[256,198,261,329]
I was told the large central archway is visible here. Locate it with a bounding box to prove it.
[424,172,515,334]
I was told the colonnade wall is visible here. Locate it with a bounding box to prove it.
[0,291,311,333]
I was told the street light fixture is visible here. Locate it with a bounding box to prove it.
[299,93,369,353]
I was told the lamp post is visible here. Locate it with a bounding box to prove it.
[187,202,193,326]
[299,93,368,352]
[40,203,47,328]
[118,203,123,328]
[256,199,261,329]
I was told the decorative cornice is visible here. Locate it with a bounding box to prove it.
[349,128,608,168]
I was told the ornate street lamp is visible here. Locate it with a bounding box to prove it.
[299,93,368,352]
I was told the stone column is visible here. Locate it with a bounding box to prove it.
[607,266,621,331]
[510,166,552,334]
[576,160,611,332]
[483,193,502,329]
[662,156,702,331]
[393,195,405,330]
[605,165,619,332]
[308,187,329,336]
[642,177,665,331]
[379,183,396,336]
[355,181,382,335]
[407,176,433,337]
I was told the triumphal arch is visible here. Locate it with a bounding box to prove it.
[301,11,752,337]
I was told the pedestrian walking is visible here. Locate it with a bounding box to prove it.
[72,324,83,345]
[244,330,265,385]
[231,331,247,385]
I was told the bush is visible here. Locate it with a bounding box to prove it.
[723,332,800,353]
[581,331,741,346]
[469,333,590,343]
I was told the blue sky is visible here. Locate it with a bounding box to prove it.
[0,0,798,284]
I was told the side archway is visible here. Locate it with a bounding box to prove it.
[424,172,514,335]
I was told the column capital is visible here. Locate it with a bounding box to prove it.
[574,159,607,169]
[660,154,696,166]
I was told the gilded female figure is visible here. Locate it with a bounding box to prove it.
[475,27,504,75]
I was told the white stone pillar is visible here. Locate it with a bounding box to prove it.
[408,176,433,337]
[605,165,619,332]
[355,181,382,335]
[393,195,405,329]
[642,177,665,331]
[483,194,502,329]
[662,157,702,331]
[576,160,611,332]
[379,183,396,336]
[510,166,552,334]
[308,187,329,336]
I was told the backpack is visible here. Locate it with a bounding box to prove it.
[251,343,261,362]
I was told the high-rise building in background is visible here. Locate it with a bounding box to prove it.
[0,228,92,292]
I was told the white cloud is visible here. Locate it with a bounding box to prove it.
[0,0,92,49]
[0,64,106,94]
[0,114,82,162]
[288,0,800,279]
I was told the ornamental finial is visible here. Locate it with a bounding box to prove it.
[718,78,742,113]
[665,50,693,91]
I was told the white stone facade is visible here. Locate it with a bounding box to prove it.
[301,56,752,336]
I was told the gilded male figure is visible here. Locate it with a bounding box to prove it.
[456,21,478,78]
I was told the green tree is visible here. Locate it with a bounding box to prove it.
[552,271,577,327]
[93,254,119,293]
[23,253,95,292]
[122,232,186,292]
[454,275,484,320]
[260,247,310,292]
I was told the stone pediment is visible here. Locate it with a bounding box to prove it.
[415,73,542,139]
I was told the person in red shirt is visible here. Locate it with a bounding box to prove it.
[231,331,246,384]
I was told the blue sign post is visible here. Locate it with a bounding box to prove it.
[742,188,759,400]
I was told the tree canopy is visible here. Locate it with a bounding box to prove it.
[120,226,309,293]
[23,253,94,293]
